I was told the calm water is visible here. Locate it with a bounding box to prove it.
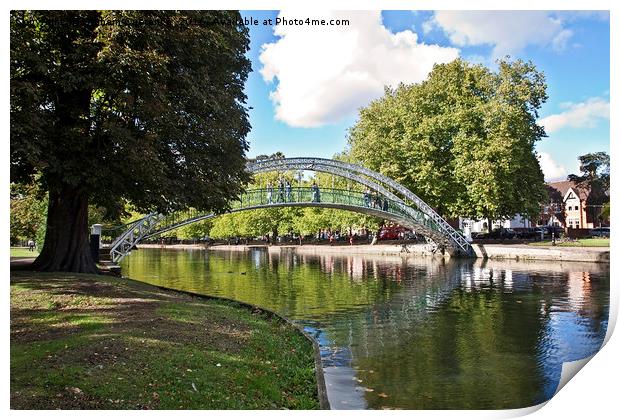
[121,248,609,410]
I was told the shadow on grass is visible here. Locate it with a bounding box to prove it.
[10,271,319,409]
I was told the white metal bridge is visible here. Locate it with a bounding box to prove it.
[105,157,473,262]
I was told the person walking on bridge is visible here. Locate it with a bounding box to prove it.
[311,182,321,203]
[267,182,273,204]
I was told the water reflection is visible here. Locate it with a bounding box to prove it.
[121,248,609,410]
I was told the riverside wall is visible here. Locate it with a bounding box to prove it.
[137,243,609,263]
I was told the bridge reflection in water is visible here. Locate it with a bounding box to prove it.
[120,248,609,410]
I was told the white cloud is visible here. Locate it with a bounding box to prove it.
[259,11,459,128]
[551,29,573,51]
[539,97,610,133]
[538,152,567,181]
[555,11,609,22]
[428,11,574,58]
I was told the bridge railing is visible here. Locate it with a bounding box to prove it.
[146,187,439,239]
[249,158,472,255]
[107,187,455,261]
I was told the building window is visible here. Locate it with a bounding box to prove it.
[575,205,579,210]
[575,222,580,229]
[568,206,572,210]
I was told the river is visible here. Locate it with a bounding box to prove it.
[120,247,609,410]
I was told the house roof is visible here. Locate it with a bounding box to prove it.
[546,180,589,201]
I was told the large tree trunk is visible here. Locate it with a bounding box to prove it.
[32,186,97,273]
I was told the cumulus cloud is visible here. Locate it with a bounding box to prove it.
[539,97,610,133]
[538,152,567,181]
[259,11,459,128]
[427,11,574,57]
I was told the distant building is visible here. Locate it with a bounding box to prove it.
[459,214,531,234]
[539,180,604,229]
[458,180,608,234]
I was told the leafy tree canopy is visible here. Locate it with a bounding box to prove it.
[568,151,610,222]
[568,152,610,194]
[348,58,548,222]
[10,182,48,246]
[11,11,252,272]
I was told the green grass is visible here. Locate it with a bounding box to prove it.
[10,272,319,409]
[10,247,39,258]
[528,238,609,247]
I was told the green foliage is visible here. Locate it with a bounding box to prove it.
[569,152,610,207]
[175,220,214,240]
[569,152,610,189]
[207,206,380,239]
[205,151,382,239]
[10,182,47,245]
[11,11,253,270]
[209,208,299,239]
[11,10,252,216]
[348,58,548,221]
[600,202,610,221]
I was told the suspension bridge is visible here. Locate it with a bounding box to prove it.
[104,157,473,262]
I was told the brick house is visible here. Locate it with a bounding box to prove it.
[540,180,603,229]
[458,180,607,234]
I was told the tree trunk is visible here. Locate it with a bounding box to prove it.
[31,186,97,273]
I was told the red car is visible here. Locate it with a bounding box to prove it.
[378,225,408,240]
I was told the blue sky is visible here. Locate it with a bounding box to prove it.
[240,11,610,181]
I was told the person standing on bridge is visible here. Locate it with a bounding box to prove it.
[364,188,371,207]
[285,179,292,202]
[311,182,321,203]
[267,182,273,204]
[278,178,285,202]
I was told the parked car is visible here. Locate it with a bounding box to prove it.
[378,225,410,240]
[470,231,483,240]
[542,226,564,238]
[514,228,537,240]
[518,226,561,238]
[476,228,517,240]
[590,227,610,237]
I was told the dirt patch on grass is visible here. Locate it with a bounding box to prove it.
[11,273,253,351]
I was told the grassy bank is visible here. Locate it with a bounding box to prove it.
[527,238,610,247]
[10,247,39,258]
[10,271,319,409]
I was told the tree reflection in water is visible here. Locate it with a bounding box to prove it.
[121,248,609,410]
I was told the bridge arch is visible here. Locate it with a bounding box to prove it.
[108,158,473,262]
[248,158,471,254]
